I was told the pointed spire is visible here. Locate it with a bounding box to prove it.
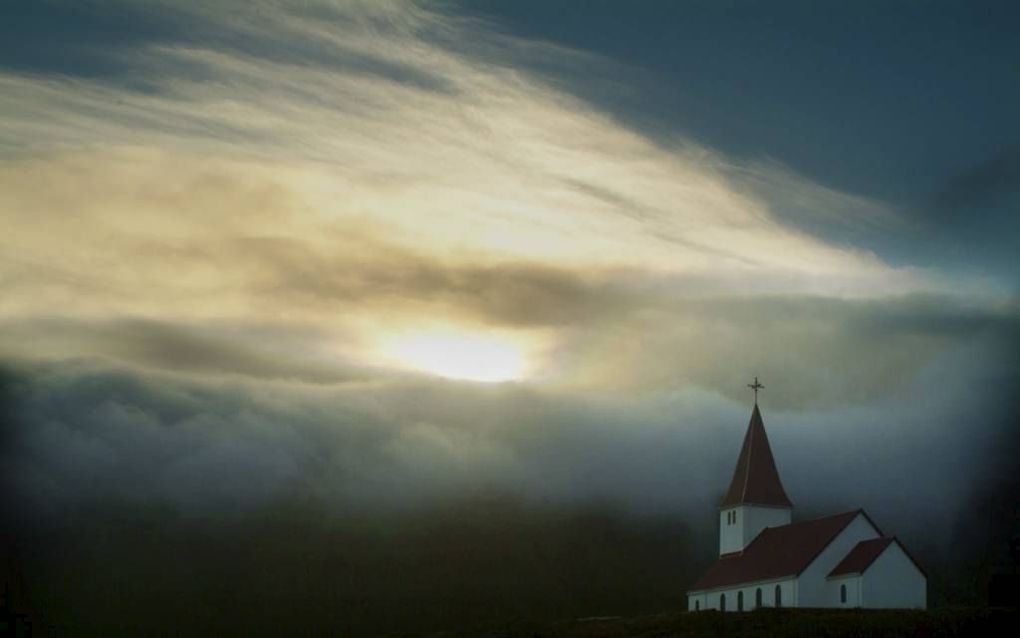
[721,403,792,508]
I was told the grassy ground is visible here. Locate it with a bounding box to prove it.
[423,607,1018,638]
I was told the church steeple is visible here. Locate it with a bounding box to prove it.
[721,403,792,508]
[718,391,793,555]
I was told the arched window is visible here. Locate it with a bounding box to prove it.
[840,584,847,604]
[756,587,762,608]
[775,584,782,607]
[720,593,726,611]
[695,600,700,611]
[737,590,744,611]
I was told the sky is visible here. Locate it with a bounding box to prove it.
[1,0,1018,633]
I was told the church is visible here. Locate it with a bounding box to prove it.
[686,381,927,611]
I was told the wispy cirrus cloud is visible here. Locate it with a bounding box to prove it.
[0,0,1010,401]
[1,0,922,287]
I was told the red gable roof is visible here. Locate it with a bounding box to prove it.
[827,537,894,577]
[828,536,927,578]
[721,404,792,508]
[689,510,867,592]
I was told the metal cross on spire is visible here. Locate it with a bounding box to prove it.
[748,376,764,404]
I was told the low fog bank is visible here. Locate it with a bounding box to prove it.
[1,334,1017,632]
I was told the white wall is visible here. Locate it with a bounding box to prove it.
[688,578,795,612]
[861,542,926,609]
[827,575,861,608]
[719,505,792,555]
[696,516,925,611]
[687,589,713,611]
[742,506,792,548]
[719,507,741,555]
[797,513,880,608]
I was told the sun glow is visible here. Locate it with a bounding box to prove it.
[380,328,533,382]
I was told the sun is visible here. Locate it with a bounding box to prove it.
[380,328,532,382]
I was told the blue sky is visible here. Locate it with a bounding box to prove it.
[466,0,1020,283]
[466,1,1018,197]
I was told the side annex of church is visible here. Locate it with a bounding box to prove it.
[686,383,927,611]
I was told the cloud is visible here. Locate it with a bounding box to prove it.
[2,229,1016,404]
[2,308,1016,632]
[0,316,371,384]
[2,310,1016,530]
[0,144,976,401]
[0,1,938,295]
[4,350,1014,630]
[7,1,996,408]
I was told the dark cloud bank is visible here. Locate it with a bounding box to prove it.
[1,301,1018,634]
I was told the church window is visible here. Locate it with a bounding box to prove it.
[756,588,762,608]
[840,584,847,603]
[720,593,726,611]
[737,591,744,611]
[775,585,782,607]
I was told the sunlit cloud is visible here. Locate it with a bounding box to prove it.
[0,0,1012,398]
[376,325,537,382]
[0,1,934,291]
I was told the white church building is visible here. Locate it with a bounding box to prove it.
[686,389,927,611]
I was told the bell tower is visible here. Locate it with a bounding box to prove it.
[719,379,793,555]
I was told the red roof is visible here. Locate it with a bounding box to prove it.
[721,404,792,508]
[827,537,894,577]
[828,536,926,578]
[689,510,867,591]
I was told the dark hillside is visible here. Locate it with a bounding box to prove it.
[437,608,1018,638]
